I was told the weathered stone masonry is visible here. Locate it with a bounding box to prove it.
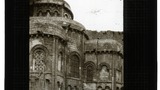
[29,0,123,90]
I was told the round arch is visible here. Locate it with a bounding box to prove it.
[30,44,49,72]
[69,51,81,59]
[37,10,43,16]
[99,62,110,70]
[64,13,69,18]
[97,86,102,90]
[84,61,96,70]
[84,61,96,82]
[46,10,51,16]
[53,10,60,16]
[69,51,81,78]
[30,44,49,55]
[105,86,111,90]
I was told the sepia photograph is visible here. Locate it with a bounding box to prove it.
[29,0,123,90]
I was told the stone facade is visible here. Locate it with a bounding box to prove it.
[29,0,123,90]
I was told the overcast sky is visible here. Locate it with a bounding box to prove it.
[66,0,123,31]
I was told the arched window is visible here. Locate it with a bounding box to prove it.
[68,85,72,90]
[57,81,61,90]
[53,11,60,17]
[116,87,119,90]
[74,86,78,90]
[116,70,121,82]
[64,13,69,18]
[99,63,110,81]
[87,65,94,81]
[46,10,51,17]
[101,65,109,72]
[70,54,80,78]
[105,86,110,90]
[37,11,42,16]
[97,86,102,90]
[58,52,63,72]
[32,48,46,72]
[45,79,50,90]
[85,61,95,82]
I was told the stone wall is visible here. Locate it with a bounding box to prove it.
[83,52,123,90]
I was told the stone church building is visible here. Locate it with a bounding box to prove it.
[29,0,123,90]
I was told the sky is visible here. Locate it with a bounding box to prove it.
[66,0,123,31]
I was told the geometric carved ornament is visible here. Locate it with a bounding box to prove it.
[33,49,46,73]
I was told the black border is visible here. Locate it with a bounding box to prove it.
[124,0,157,90]
[5,0,157,90]
[5,0,29,90]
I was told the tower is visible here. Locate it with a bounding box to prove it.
[29,0,88,90]
[30,0,74,19]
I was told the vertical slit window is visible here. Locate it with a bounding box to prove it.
[58,52,63,72]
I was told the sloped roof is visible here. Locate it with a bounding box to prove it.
[85,39,123,53]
